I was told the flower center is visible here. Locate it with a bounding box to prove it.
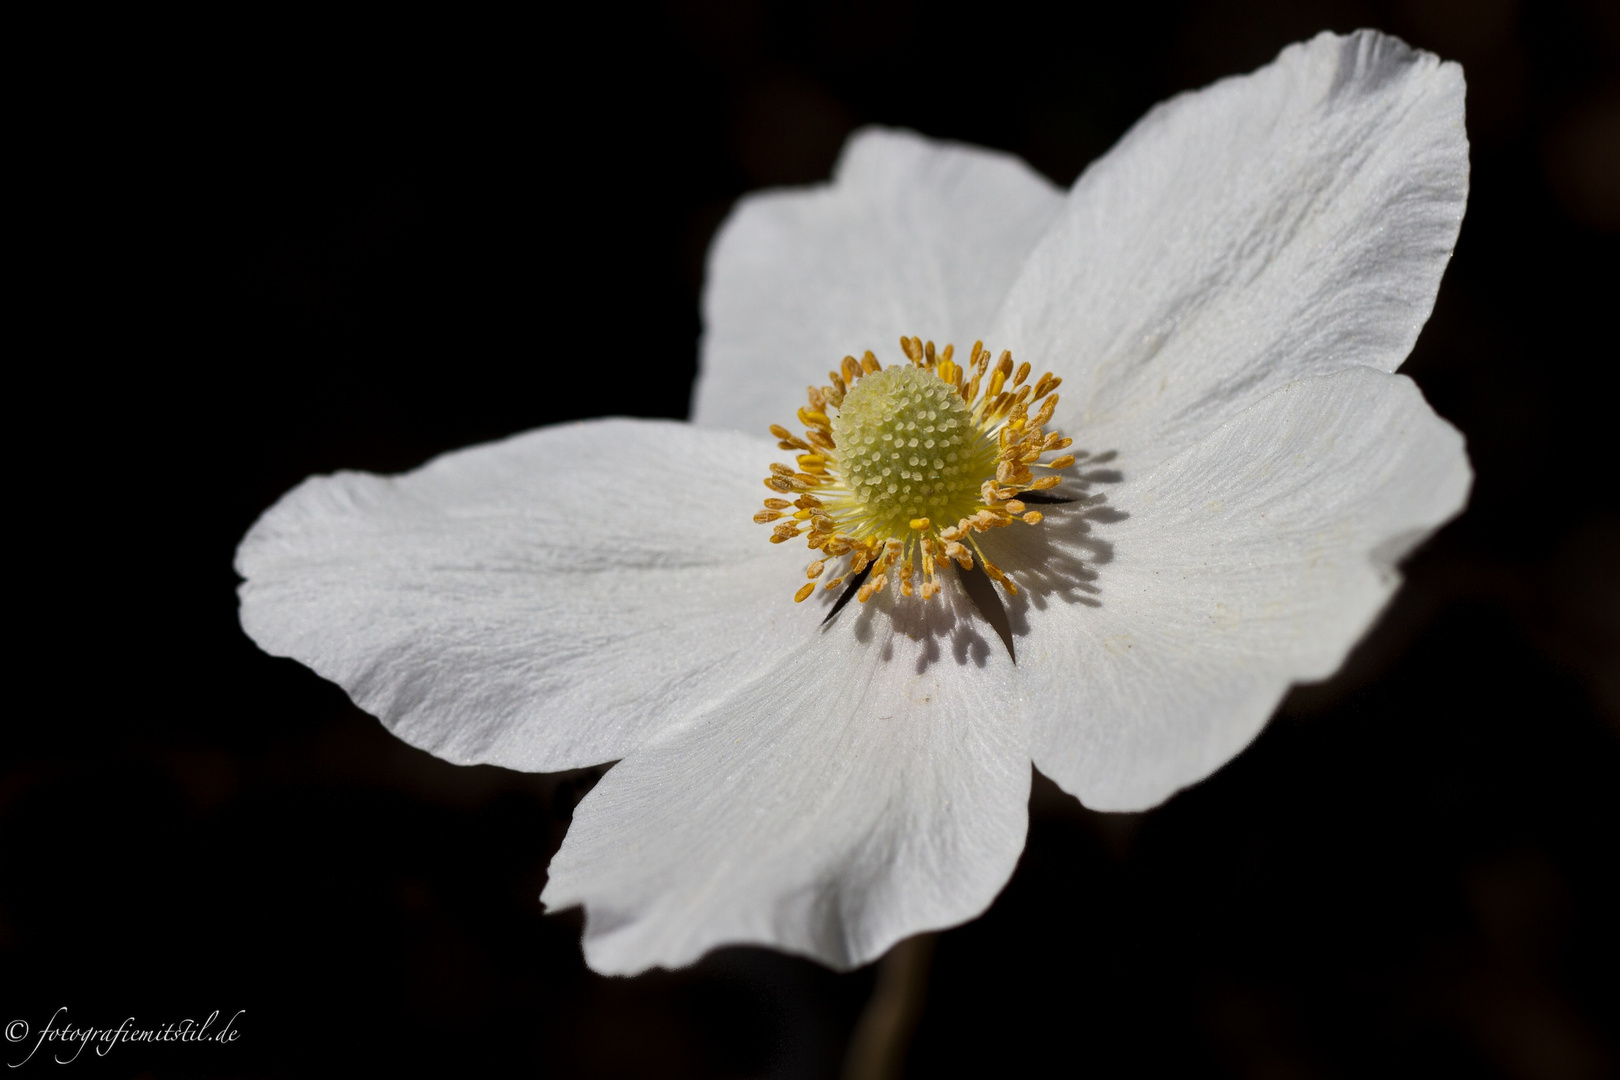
[756,337,1076,607]
[831,365,995,538]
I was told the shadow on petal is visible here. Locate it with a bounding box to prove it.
[977,451,1129,647]
[806,450,1126,670]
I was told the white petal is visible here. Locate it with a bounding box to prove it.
[237,419,822,772]
[693,126,1064,434]
[541,582,1028,974]
[1010,369,1470,811]
[993,31,1469,475]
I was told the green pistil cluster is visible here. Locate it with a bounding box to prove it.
[829,366,996,536]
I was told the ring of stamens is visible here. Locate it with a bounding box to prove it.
[755,337,1076,606]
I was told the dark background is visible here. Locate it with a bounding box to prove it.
[4,1,1617,1077]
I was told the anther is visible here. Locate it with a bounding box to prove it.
[773,427,812,452]
[1032,396,1057,428]
[794,583,816,603]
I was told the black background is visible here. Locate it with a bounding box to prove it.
[4,1,1617,1077]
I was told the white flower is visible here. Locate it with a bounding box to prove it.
[236,31,1472,975]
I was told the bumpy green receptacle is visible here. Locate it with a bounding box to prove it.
[829,366,998,537]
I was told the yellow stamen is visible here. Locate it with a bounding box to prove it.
[754,337,1080,611]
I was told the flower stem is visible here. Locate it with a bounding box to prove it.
[840,933,938,1080]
